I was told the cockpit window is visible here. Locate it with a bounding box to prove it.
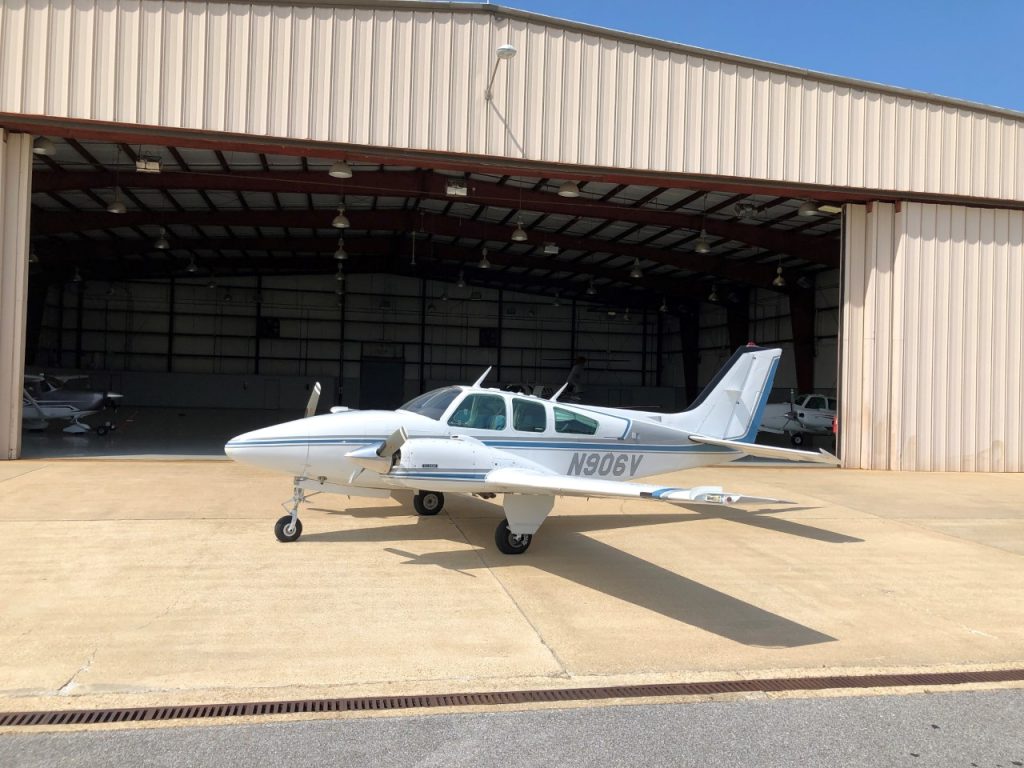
[447,394,507,430]
[399,387,460,420]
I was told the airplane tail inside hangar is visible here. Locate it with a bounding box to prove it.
[1,1,1022,470]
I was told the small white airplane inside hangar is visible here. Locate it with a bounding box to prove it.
[758,393,837,446]
[225,345,839,555]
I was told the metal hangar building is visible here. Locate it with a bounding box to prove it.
[1,1,1022,470]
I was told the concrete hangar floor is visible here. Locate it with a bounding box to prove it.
[0,457,1022,765]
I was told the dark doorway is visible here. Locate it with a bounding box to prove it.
[360,357,406,409]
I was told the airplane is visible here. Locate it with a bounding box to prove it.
[225,344,840,555]
[758,392,837,446]
[22,373,122,435]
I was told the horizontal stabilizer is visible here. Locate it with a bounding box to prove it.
[688,434,841,465]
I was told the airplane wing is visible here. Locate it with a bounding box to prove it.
[688,434,840,465]
[484,467,790,509]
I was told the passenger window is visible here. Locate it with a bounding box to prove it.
[553,407,598,435]
[512,399,547,433]
[447,394,507,430]
[806,396,825,410]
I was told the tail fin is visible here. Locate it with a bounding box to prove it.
[666,345,781,442]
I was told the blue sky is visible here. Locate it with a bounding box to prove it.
[497,1,1024,113]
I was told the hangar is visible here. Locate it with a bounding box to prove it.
[0,1,1022,470]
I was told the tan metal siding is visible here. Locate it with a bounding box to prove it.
[2,1,1023,201]
[843,202,1024,471]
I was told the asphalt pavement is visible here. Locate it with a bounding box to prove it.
[2,689,1022,768]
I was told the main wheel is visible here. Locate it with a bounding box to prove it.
[495,519,532,555]
[274,514,303,542]
[790,433,805,446]
[414,491,444,516]
[95,425,109,436]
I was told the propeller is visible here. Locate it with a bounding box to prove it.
[377,427,408,459]
[304,382,321,418]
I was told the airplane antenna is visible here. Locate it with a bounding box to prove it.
[549,382,568,402]
[471,367,492,388]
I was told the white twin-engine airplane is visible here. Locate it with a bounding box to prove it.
[225,345,839,555]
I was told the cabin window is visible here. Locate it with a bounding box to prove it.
[512,399,546,433]
[447,394,507,430]
[553,407,598,435]
[806,395,826,410]
[399,387,460,420]
[827,398,838,411]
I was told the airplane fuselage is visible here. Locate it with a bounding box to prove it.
[225,387,738,494]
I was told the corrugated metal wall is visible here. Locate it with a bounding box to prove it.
[842,202,1024,471]
[2,1,1023,202]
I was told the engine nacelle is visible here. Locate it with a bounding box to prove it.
[395,435,509,475]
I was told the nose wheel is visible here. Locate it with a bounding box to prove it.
[275,482,308,542]
[495,519,532,555]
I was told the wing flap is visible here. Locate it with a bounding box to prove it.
[484,468,789,508]
[688,434,840,465]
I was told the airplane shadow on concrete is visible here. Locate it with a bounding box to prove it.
[302,495,859,648]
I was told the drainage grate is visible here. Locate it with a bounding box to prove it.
[2,669,1023,728]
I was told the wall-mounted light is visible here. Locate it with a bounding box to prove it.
[484,43,517,100]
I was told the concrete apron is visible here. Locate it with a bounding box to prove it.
[1,460,1022,715]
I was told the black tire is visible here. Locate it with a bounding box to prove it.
[95,425,109,436]
[414,491,444,516]
[495,519,532,555]
[790,433,805,446]
[274,514,303,542]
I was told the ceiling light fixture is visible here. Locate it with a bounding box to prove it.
[543,242,559,255]
[154,227,170,250]
[586,279,597,295]
[552,291,561,307]
[332,205,350,229]
[32,136,56,156]
[734,202,757,219]
[798,200,820,217]
[29,251,40,264]
[186,256,198,273]
[629,258,642,279]
[106,190,126,214]
[333,237,348,260]
[557,181,580,198]
[135,154,162,173]
[485,43,518,100]
[336,266,345,281]
[511,221,527,242]
[659,297,668,313]
[441,290,449,302]
[708,285,719,302]
[694,230,711,254]
[445,179,468,196]
[457,270,466,288]
[478,247,491,269]
[773,257,786,288]
[72,267,82,283]
[328,160,353,179]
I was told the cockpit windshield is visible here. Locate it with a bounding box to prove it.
[398,387,461,420]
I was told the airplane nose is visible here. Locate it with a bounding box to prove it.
[225,421,310,476]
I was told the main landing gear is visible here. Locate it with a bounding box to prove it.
[413,491,445,516]
[494,519,532,555]
[275,483,307,543]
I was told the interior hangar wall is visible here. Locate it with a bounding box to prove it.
[2,1,1024,202]
[842,202,1024,471]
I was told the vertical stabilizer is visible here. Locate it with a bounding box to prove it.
[666,346,781,442]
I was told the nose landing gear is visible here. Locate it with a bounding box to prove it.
[275,482,307,542]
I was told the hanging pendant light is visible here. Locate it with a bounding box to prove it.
[629,258,642,279]
[511,221,527,242]
[154,227,170,250]
[659,297,668,313]
[557,180,580,198]
[106,188,126,214]
[586,279,597,295]
[328,160,353,179]
[332,205,350,229]
[773,264,786,287]
[32,137,56,156]
[708,285,719,302]
[333,237,347,260]
[457,270,466,288]
[478,247,491,269]
[186,256,199,273]
[72,267,83,283]
[694,229,711,254]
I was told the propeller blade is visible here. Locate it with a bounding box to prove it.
[377,426,408,458]
[304,382,322,418]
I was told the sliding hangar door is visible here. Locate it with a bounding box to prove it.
[2,1,1023,469]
